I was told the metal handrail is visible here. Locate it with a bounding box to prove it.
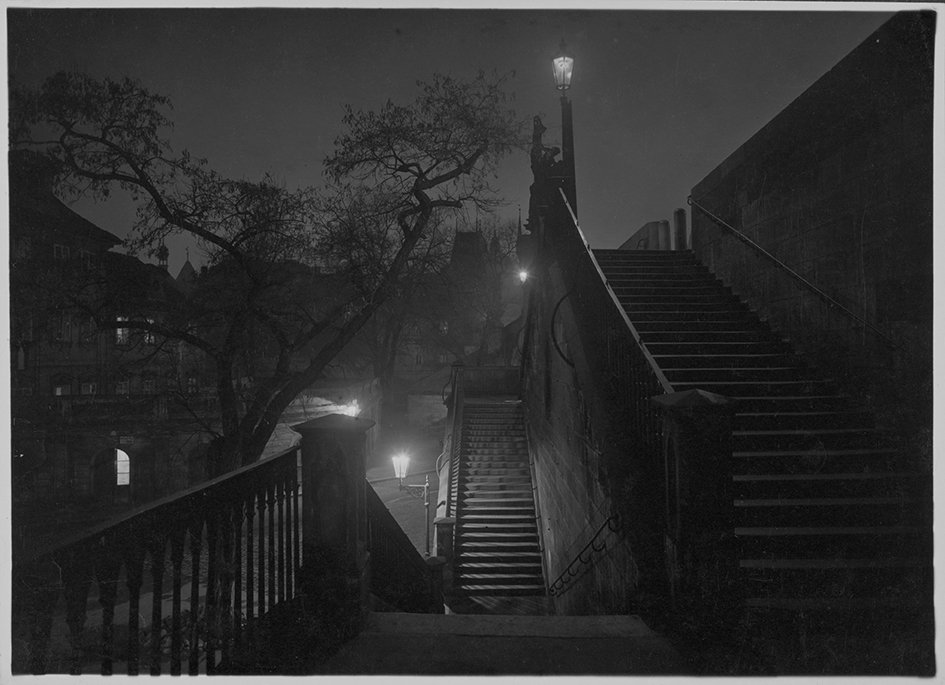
[548,514,621,597]
[437,363,465,519]
[688,195,902,351]
[559,188,674,393]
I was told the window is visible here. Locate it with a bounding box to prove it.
[144,318,155,345]
[115,449,130,486]
[116,380,130,395]
[78,250,93,269]
[142,378,156,395]
[53,244,71,260]
[186,376,199,394]
[53,383,71,397]
[80,382,97,396]
[438,320,450,335]
[115,316,129,345]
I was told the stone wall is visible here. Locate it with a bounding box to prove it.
[690,11,934,444]
[521,260,642,616]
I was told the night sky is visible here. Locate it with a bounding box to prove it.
[7,6,893,275]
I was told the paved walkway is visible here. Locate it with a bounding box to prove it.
[321,612,685,675]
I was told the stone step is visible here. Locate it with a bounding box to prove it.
[731,427,893,451]
[733,411,875,431]
[460,522,538,532]
[454,583,547,597]
[627,310,759,323]
[457,551,543,563]
[318,612,684,675]
[653,353,798,369]
[728,395,855,413]
[733,497,918,527]
[633,319,769,333]
[647,340,792,355]
[622,300,750,313]
[733,525,925,558]
[663,366,812,382]
[460,497,536,507]
[455,572,545,584]
[644,330,778,344]
[732,471,920,499]
[609,285,736,299]
[464,469,531,478]
[458,528,539,538]
[456,541,541,553]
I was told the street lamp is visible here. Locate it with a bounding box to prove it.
[553,40,577,217]
[518,269,529,284]
[391,452,431,556]
[552,40,574,91]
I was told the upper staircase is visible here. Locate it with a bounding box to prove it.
[593,249,932,621]
[451,400,546,606]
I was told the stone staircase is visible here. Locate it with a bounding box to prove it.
[593,249,932,623]
[452,400,546,600]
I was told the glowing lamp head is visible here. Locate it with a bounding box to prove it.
[340,399,360,417]
[552,40,574,91]
[392,453,410,480]
[518,270,529,284]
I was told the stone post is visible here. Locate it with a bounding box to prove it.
[651,389,736,614]
[674,208,688,250]
[433,517,456,596]
[658,219,671,251]
[293,414,375,641]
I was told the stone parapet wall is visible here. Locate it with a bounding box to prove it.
[690,11,934,439]
[521,261,641,616]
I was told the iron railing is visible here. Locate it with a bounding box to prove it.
[688,196,902,351]
[437,363,466,520]
[550,187,672,458]
[548,514,621,597]
[12,445,301,676]
[365,486,438,613]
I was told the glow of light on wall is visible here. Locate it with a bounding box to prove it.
[340,399,360,417]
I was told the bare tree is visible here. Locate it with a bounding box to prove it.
[11,70,523,472]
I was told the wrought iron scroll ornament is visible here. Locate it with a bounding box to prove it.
[548,513,621,597]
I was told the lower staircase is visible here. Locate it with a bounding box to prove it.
[451,400,546,610]
[593,249,932,640]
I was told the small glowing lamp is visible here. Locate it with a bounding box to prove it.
[552,40,574,91]
[518,270,529,284]
[392,453,410,481]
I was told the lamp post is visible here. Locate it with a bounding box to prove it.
[553,40,577,217]
[392,453,431,556]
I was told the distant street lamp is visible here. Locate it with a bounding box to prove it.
[553,40,577,217]
[518,269,529,284]
[391,452,431,556]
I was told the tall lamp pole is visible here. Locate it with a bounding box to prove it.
[392,453,431,556]
[553,40,577,217]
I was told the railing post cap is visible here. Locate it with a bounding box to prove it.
[292,413,376,434]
